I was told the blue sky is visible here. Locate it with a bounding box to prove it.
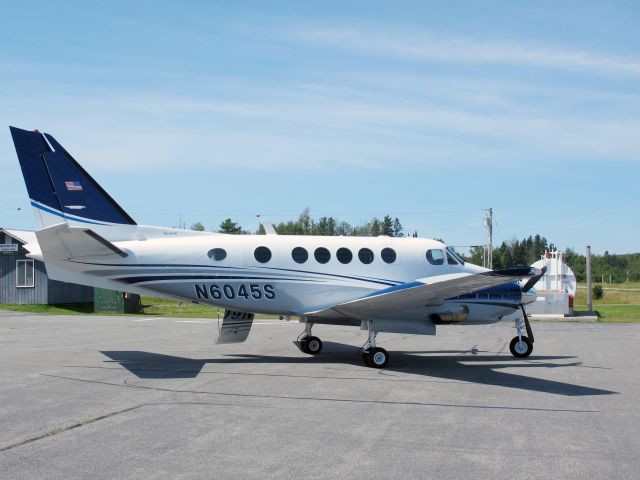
[1,1,638,254]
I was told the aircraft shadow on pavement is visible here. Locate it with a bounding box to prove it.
[101,342,616,397]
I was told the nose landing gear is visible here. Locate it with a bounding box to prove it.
[509,305,534,358]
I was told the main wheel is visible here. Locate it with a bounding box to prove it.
[367,347,389,368]
[305,336,322,354]
[509,336,533,358]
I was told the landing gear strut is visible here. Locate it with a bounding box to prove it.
[509,305,534,358]
[362,321,389,368]
[298,321,322,355]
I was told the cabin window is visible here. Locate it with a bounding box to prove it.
[16,260,35,288]
[254,246,272,263]
[381,247,396,264]
[314,247,331,264]
[447,247,465,265]
[207,248,227,261]
[336,247,353,264]
[426,249,444,265]
[358,248,374,264]
[292,247,308,264]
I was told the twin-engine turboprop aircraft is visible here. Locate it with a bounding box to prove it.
[10,126,544,368]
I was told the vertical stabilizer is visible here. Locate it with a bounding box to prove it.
[9,126,136,229]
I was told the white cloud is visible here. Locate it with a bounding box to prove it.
[293,28,640,76]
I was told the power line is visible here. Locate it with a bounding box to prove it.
[131,208,488,218]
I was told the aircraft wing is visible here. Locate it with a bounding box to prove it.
[305,267,539,321]
[36,223,128,262]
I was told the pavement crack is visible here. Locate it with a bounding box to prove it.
[40,373,599,414]
[0,405,142,454]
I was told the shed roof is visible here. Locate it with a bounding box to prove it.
[1,228,37,245]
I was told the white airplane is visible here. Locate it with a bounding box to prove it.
[10,126,544,369]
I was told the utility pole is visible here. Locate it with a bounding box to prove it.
[484,208,493,269]
[586,245,593,313]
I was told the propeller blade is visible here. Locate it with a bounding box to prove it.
[521,266,547,293]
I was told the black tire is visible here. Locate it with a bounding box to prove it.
[306,336,322,354]
[299,337,310,354]
[362,350,372,367]
[509,336,533,358]
[367,347,389,368]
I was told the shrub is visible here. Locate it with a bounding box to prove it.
[593,284,604,300]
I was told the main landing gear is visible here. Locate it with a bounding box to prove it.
[298,322,322,355]
[361,320,389,369]
[509,305,534,358]
[297,320,390,369]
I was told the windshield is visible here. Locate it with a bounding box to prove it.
[446,247,465,265]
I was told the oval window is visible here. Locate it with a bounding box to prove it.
[291,247,308,264]
[254,246,272,263]
[426,249,444,265]
[381,247,396,264]
[314,247,331,264]
[336,247,353,264]
[207,248,227,261]
[358,248,374,264]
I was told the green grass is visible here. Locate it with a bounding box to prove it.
[575,283,640,305]
[0,303,94,315]
[0,296,277,319]
[573,304,640,323]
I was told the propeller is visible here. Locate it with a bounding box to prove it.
[521,266,547,293]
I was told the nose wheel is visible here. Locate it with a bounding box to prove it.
[509,335,532,358]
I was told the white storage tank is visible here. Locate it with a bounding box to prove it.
[526,250,577,316]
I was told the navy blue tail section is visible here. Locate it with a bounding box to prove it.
[9,126,136,226]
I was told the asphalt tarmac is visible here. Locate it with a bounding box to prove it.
[0,310,637,479]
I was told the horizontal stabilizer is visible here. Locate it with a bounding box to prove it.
[36,223,128,262]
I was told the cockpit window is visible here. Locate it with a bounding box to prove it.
[447,252,458,265]
[426,249,444,265]
[446,247,465,265]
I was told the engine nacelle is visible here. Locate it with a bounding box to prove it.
[430,305,469,324]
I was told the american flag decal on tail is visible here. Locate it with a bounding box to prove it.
[65,181,83,191]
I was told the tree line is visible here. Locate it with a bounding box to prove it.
[464,235,640,283]
[192,208,415,238]
[191,212,638,283]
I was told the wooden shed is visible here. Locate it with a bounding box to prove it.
[0,228,93,305]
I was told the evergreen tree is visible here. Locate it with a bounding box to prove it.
[219,218,242,234]
[190,222,205,231]
[315,216,336,236]
[380,215,393,236]
[392,217,403,237]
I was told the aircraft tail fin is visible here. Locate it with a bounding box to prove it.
[9,126,136,229]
